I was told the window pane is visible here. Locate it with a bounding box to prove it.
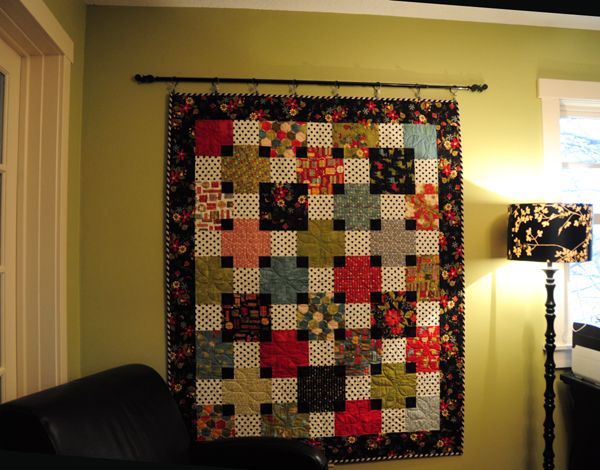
[560,116,600,164]
[560,114,600,327]
[568,224,600,327]
[559,167,600,210]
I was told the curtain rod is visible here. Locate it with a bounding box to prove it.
[133,74,488,93]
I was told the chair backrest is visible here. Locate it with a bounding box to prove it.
[0,364,191,463]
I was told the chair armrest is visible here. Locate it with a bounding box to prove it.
[189,437,328,470]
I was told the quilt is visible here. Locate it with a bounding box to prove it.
[166,93,465,463]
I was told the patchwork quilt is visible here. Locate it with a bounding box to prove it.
[166,93,465,463]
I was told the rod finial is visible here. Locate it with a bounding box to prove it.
[469,83,488,92]
[134,74,156,84]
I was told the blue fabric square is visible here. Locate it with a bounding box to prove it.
[403,124,437,159]
[196,330,234,379]
[260,256,308,304]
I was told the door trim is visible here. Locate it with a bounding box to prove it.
[0,0,72,395]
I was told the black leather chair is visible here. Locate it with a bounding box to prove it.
[0,364,327,470]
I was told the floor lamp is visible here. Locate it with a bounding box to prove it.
[507,203,592,470]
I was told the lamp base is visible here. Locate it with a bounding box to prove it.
[542,262,558,470]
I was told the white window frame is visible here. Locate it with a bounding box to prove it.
[538,78,600,368]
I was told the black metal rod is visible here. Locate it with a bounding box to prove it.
[134,74,488,93]
[542,262,558,470]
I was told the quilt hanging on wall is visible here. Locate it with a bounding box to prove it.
[166,92,465,463]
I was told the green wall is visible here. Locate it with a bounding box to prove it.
[42,0,87,380]
[52,4,600,469]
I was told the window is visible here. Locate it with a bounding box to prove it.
[539,79,600,367]
[559,108,600,327]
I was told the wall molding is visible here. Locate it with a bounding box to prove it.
[85,0,600,31]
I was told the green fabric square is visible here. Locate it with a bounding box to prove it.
[332,123,379,158]
[297,220,345,267]
[260,257,308,304]
[196,330,234,379]
[222,145,270,193]
[333,184,380,230]
[371,363,416,408]
[403,124,437,159]
[196,256,233,304]
[222,368,271,415]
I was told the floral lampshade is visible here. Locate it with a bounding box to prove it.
[507,203,592,263]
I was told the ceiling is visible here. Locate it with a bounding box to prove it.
[84,0,600,31]
[394,1,600,17]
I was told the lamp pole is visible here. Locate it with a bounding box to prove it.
[542,261,558,470]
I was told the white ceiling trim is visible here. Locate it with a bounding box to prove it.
[83,0,600,31]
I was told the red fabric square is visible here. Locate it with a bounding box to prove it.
[334,256,382,303]
[407,326,440,372]
[296,148,344,195]
[221,219,270,267]
[195,120,233,156]
[335,400,381,436]
[260,330,309,378]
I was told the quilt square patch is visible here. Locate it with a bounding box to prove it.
[371,363,417,409]
[221,219,270,268]
[297,292,344,341]
[222,293,271,342]
[298,366,345,412]
[297,220,345,267]
[296,147,344,195]
[262,403,310,438]
[259,257,308,304]
[405,183,440,230]
[259,121,307,158]
[335,328,381,376]
[260,330,309,378]
[333,184,380,231]
[168,94,465,463]
[195,120,233,156]
[195,182,234,231]
[334,256,382,303]
[369,148,415,195]
[195,257,233,304]
[332,123,379,158]
[197,405,235,440]
[407,326,441,372]
[222,146,270,194]
[222,367,271,415]
[334,400,382,436]
[371,291,417,339]
[259,183,309,231]
[403,124,437,159]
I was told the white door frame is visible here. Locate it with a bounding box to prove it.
[0,0,73,395]
[0,33,21,401]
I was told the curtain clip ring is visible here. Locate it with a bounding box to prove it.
[374,82,382,99]
[289,79,298,96]
[250,78,259,94]
[450,87,457,99]
[333,81,340,97]
[211,77,220,94]
[414,87,421,100]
